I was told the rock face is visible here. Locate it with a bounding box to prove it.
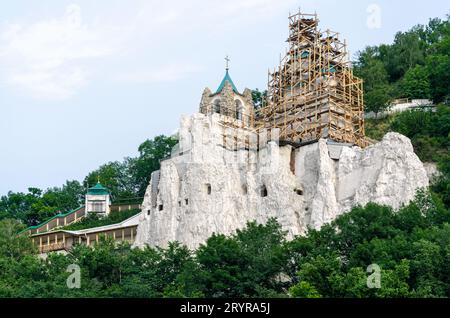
[423,162,441,182]
[134,113,429,249]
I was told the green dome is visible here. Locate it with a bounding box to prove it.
[87,182,110,195]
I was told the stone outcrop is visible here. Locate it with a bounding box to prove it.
[134,113,429,249]
[423,162,441,182]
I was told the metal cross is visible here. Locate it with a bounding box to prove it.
[225,55,230,70]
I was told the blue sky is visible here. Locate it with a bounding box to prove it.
[0,0,448,195]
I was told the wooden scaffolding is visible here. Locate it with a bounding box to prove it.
[255,11,368,148]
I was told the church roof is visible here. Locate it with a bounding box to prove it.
[17,206,85,235]
[215,70,239,94]
[87,182,110,195]
[29,212,140,238]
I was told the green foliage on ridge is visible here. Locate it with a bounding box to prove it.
[354,15,450,115]
[366,105,449,163]
[0,190,448,298]
[0,135,177,226]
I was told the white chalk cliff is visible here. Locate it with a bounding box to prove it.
[134,113,429,249]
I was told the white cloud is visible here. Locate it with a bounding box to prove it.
[9,67,87,100]
[0,4,119,100]
[115,63,203,83]
[0,0,297,100]
[133,0,297,33]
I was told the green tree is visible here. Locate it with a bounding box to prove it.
[0,219,35,259]
[388,106,449,163]
[375,260,411,297]
[193,234,244,297]
[385,30,426,81]
[251,89,267,109]
[401,65,431,99]
[234,219,288,296]
[0,192,450,298]
[365,84,392,117]
[289,281,321,298]
[354,16,449,104]
[354,52,392,117]
[294,254,342,297]
[355,56,389,91]
[39,180,85,213]
[84,161,135,200]
[426,38,450,103]
[0,189,41,224]
[0,181,84,226]
[173,219,288,297]
[432,151,450,207]
[131,135,178,197]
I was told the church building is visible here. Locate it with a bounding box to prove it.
[199,58,254,128]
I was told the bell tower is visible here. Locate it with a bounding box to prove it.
[199,56,254,127]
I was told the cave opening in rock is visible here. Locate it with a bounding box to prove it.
[260,185,268,197]
[290,148,296,174]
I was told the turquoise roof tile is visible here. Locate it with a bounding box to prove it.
[87,182,110,195]
[215,70,239,94]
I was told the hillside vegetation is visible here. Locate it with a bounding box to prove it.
[0,135,176,226]
[365,106,449,208]
[0,190,449,297]
[366,105,449,163]
[353,15,450,115]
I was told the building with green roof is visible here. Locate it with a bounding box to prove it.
[85,181,111,216]
[87,182,110,195]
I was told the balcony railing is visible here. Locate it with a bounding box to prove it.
[39,242,66,253]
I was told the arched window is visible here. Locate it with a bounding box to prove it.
[213,99,221,114]
[235,100,243,120]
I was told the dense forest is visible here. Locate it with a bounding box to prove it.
[0,15,449,298]
[0,190,449,297]
[0,135,177,226]
[353,15,450,115]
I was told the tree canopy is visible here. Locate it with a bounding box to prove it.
[354,15,450,112]
[0,135,178,226]
[0,190,449,298]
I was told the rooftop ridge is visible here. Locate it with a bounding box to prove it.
[215,70,239,94]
